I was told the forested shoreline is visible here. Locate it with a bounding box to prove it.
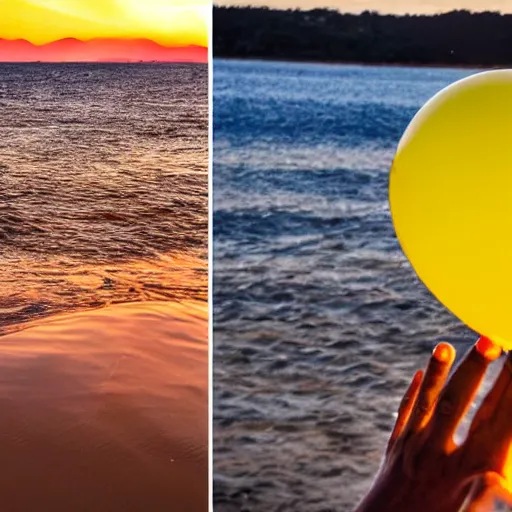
[214,7,512,67]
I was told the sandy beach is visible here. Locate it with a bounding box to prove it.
[0,301,208,511]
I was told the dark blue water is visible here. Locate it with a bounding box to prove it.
[213,60,488,512]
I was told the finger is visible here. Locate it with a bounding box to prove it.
[487,473,512,506]
[470,352,512,436]
[460,473,503,512]
[386,369,422,454]
[405,342,456,434]
[468,353,512,474]
[429,337,501,450]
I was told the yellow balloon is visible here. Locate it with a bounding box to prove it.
[390,69,512,349]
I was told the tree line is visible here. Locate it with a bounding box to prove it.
[213,7,512,67]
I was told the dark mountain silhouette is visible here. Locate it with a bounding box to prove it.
[213,7,512,67]
[0,38,207,63]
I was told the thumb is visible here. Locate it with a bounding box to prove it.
[460,472,510,512]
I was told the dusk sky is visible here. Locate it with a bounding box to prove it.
[215,0,511,14]
[1,0,208,46]
[0,0,208,62]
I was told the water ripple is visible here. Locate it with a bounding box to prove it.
[0,63,208,332]
[213,60,483,512]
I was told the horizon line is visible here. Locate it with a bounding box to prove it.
[0,60,207,64]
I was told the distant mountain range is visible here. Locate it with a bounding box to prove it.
[0,38,207,63]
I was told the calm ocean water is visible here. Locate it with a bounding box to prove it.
[213,60,493,511]
[0,63,208,333]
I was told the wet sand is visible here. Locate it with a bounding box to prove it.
[0,301,207,511]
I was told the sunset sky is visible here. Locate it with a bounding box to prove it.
[215,0,511,14]
[0,0,208,62]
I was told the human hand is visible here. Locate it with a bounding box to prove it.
[354,337,512,512]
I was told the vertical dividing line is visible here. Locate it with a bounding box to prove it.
[207,5,214,512]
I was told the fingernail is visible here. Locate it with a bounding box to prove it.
[433,342,453,363]
[476,336,502,361]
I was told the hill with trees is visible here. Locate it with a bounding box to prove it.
[213,7,512,67]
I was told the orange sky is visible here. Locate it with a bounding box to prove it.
[214,1,511,14]
[1,0,208,46]
[0,0,208,61]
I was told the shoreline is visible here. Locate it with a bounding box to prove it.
[214,55,496,71]
[0,297,208,337]
[0,299,208,334]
